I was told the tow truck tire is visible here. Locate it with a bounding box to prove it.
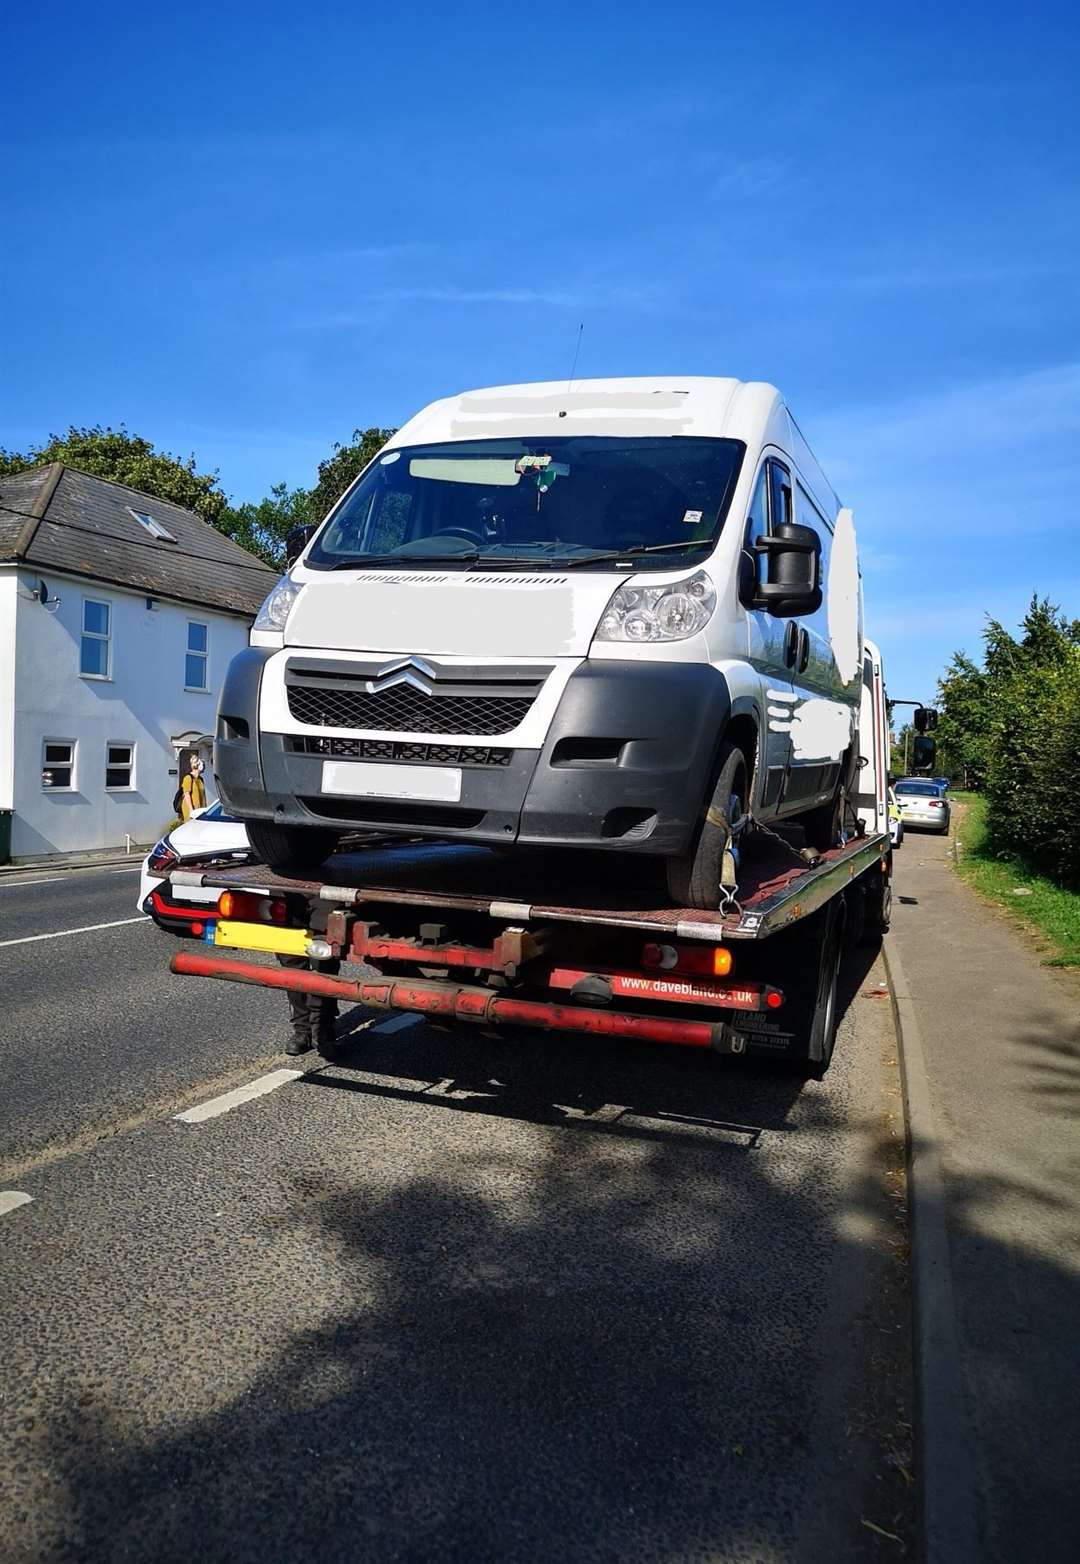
[665,742,748,910]
[800,899,845,1080]
[861,865,892,943]
[246,820,340,876]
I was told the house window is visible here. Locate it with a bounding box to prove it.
[80,598,111,678]
[128,507,176,543]
[106,743,135,790]
[185,621,208,690]
[42,740,76,790]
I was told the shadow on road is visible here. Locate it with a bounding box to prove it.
[17,943,919,1563]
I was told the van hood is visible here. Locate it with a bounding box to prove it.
[285,569,625,658]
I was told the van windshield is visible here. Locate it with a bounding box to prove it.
[305,436,745,571]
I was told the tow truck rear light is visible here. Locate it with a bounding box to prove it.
[217,890,289,923]
[642,942,733,977]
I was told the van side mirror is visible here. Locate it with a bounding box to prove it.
[285,524,315,568]
[749,523,822,616]
[912,734,936,770]
[914,706,938,733]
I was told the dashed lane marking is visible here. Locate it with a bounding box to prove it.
[0,916,149,949]
[174,1069,304,1123]
[0,1192,33,1217]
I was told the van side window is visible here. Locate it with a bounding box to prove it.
[745,467,768,544]
[767,459,792,531]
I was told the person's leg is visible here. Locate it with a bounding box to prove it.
[277,953,314,1055]
[309,959,341,1052]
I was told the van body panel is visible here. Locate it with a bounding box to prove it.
[284,570,627,660]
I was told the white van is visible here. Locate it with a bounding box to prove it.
[216,377,863,909]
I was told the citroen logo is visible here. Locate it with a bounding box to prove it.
[363,655,439,696]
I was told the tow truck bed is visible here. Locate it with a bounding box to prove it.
[173,830,888,943]
[167,829,890,1076]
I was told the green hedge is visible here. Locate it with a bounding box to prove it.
[938,598,1080,890]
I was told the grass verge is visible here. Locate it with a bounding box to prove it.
[951,792,1080,967]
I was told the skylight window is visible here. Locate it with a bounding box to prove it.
[127,506,176,542]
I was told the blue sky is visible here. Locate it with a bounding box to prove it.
[3,0,1079,702]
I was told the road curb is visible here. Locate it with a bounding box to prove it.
[882,932,981,1562]
[0,855,144,878]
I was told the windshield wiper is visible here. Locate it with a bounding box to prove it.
[329,550,479,569]
[557,538,714,569]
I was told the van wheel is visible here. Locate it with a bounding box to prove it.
[665,742,747,910]
[246,820,340,876]
[801,748,855,853]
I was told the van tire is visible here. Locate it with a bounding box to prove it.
[801,748,856,853]
[246,820,340,876]
[665,742,747,910]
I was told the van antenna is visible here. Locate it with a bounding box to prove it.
[567,323,584,390]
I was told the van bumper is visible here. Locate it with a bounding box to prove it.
[216,650,732,856]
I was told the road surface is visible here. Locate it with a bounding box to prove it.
[0,862,912,1562]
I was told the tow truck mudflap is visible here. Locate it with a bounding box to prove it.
[169,950,749,1053]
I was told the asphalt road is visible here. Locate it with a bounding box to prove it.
[0,864,913,1563]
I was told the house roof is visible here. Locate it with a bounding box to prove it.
[0,463,277,617]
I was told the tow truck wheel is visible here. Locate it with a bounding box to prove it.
[665,742,747,910]
[246,820,340,876]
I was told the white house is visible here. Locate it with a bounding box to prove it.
[0,463,276,860]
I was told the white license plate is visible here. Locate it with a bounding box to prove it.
[321,760,462,803]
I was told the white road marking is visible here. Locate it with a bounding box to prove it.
[0,1191,33,1217]
[0,877,65,889]
[0,916,149,949]
[174,1069,304,1123]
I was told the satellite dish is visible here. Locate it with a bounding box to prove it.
[37,579,61,611]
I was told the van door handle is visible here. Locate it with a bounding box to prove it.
[782,621,799,668]
[797,627,810,673]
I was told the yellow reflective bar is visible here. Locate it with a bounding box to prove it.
[214,920,312,957]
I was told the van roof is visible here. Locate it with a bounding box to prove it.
[387,376,840,519]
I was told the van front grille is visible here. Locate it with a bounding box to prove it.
[285,664,543,735]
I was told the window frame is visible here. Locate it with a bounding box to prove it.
[42,738,77,792]
[184,620,209,692]
[80,597,112,680]
[105,741,136,792]
[127,506,177,543]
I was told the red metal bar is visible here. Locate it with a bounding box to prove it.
[542,966,779,1011]
[353,931,499,972]
[169,950,731,1050]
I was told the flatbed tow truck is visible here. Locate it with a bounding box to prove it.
[168,822,891,1079]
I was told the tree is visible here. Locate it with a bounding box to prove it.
[218,483,312,572]
[935,651,993,787]
[0,425,231,526]
[307,427,395,524]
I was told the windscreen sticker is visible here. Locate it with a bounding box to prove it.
[682,509,704,526]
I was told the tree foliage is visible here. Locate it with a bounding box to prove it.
[218,483,312,573]
[937,595,1080,887]
[307,427,395,524]
[0,425,231,526]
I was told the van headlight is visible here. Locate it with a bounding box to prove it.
[253,574,302,632]
[595,570,716,643]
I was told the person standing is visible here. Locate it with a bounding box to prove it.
[180,754,208,821]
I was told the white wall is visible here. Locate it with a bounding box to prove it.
[10,569,251,858]
[0,570,17,813]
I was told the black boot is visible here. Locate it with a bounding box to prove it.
[285,1027,312,1057]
